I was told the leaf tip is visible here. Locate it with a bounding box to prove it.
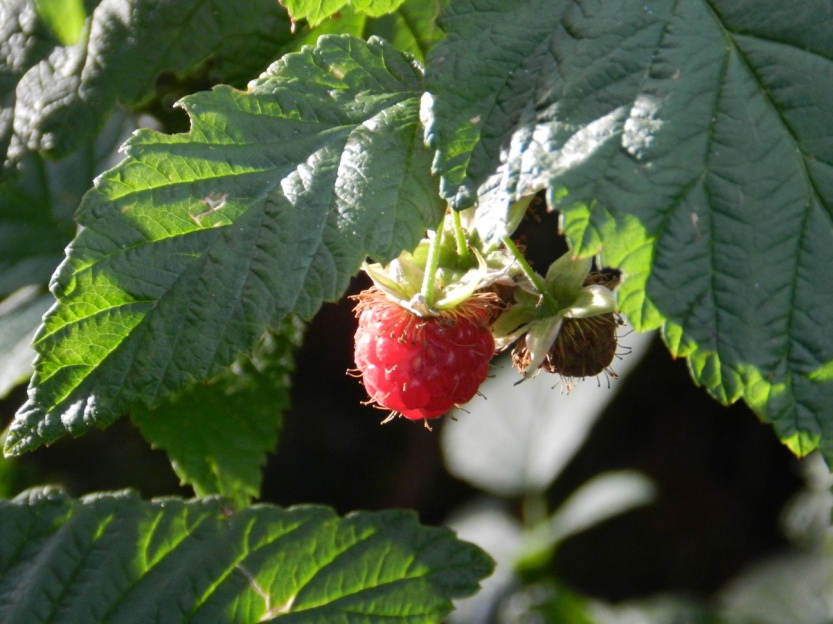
[2,427,27,458]
[3,400,50,457]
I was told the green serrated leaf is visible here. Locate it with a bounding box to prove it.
[425,0,833,459]
[282,0,345,26]
[4,34,443,456]
[131,320,303,509]
[283,0,407,27]
[1,0,292,169]
[351,0,407,16]
[0,487,493,623]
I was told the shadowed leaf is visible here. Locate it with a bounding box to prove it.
[424,0,833,459]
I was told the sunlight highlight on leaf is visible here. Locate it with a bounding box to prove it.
[5,35,442,456]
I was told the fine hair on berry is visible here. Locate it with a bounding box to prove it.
[352,287,496,424]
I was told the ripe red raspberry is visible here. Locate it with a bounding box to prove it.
[352,287,495,423]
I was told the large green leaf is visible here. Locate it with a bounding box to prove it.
[1,0,292,170]
[131,321,303,509]
[424,0,833,459]
[0,487,493,623]
[4,34,443,456]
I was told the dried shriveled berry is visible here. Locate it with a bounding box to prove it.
[352,287,495,423]
[509,264,623,381]
[544,313,620,377]
[512,313,621,380]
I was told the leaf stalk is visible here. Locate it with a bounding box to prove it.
[420,223,444,309]
[451,209,472,265]
[501,236,558,313]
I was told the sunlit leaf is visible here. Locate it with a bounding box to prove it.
[0,487,493,623]
[281,0,446,64]
[5,35,442,456]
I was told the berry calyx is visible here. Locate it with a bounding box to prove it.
[491,250,621,381]
[352,287,496,424]
[512,312,621,380]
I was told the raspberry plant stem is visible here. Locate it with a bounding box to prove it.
[420,224,444,309]
[451,209,472,265]
[501,236,558,313]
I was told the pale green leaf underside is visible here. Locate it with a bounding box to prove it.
[1,0,292,170]
[0,487,493,623]
[131,322,303,508]
[425,0,833,458]
[4,35,443,455]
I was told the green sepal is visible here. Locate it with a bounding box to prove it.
[492,248,618,375]
[565,285,618,319]
[544,252,593,310]
[491,290,547,348]
[433,248,491,310]
[362,255,426,302]
[362,209,517,315]
[521,314,565,375]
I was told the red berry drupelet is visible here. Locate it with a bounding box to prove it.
[353,287,495,423]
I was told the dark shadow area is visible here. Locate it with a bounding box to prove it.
[548,337,803,600]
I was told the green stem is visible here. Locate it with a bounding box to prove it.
[421,225,444,309]
[451,210,472,265]
[502,236,558,313]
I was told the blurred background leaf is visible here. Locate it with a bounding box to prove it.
[33,0,86,45]
[1,0,293,170]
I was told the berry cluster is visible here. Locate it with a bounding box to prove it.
[350,207,622,426]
